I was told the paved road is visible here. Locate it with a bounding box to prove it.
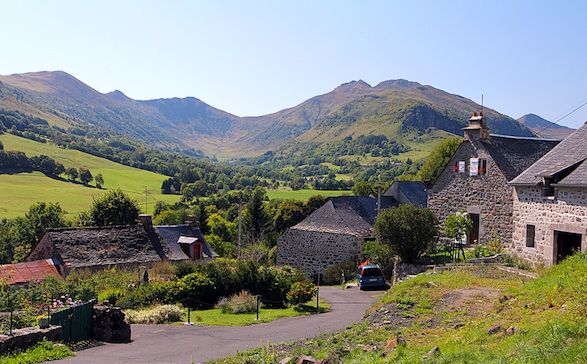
[57,286,381,364]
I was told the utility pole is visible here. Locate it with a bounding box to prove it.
[144,186,148,214]
[238,202,242,258]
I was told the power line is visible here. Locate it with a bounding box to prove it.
[533,98,587,136]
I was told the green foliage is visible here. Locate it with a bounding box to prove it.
[87,189,140,226]
[94,173,104,188]
[352,181,374,197]
[0,338,74,364]
[178,272,215,305]
[416,136,461,184]
[322,260,357,285]
[374,204,438,263]
[444,210,473,242]
[286,281,316,305]
[217,290,259,314]
[473,232,503,258]
[120,280,181,308]
[0,202,68,263]
[124,304,184,324]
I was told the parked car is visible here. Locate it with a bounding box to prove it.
[357,263,386,290]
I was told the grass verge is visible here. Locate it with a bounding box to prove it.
[210,255,587,363]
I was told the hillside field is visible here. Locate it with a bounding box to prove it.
[0,133,181,219]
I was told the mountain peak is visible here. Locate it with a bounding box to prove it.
[518,113,575,139]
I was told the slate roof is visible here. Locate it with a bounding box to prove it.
[292,196,377,236]
[482,134,561,181]
[510,122,587,186]
[0,259,62,285]
[31,225,189,269]
[393,181,428,208]
[155,224,218,258]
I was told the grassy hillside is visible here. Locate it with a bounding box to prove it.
[0,133,181,219]
[214,255,587,363]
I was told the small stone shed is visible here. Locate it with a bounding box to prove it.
[276,196,379,276]
[510,122,587,266]
[427,112,559,245]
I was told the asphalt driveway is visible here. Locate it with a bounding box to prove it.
[56,286,381,364]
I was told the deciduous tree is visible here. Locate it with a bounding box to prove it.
[88,189,140,226]
[375,204,438,263]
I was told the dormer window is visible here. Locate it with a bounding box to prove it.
[469,158,487,176]
[542,177,555,197]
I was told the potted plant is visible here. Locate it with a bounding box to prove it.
[37,314,50,329]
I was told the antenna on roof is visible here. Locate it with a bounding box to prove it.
[481,94,484,117]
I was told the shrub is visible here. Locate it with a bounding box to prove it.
[121,281,181,309]
[473,232,504,258]
[375,204,439,263]
[286,281,316,305]
[124,304,184,324]
[323,260,357,285]
[97,288,126,305]
[217,291,259,314]
[177,272,215,307]
[174,261,198,279]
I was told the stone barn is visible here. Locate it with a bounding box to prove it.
[276,196,379,277]
[427,112,559,245]
[510,122,587,266]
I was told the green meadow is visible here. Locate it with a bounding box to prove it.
[0,133,181,219]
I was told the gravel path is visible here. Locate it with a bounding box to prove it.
[55,286,381,364]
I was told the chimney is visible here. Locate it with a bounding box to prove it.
[185,215,198,229]
[463,111,491,143]
[138,214,153,230]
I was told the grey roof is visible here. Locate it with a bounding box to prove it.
[39,225,186,269]
[510,122,587,186]
[482,134,561,181]
[396,181,428,208]
[155,224,218,258]
[292,196,377,236]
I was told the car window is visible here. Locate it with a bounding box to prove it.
[362,268,383,277]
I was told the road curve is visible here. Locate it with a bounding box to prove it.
[56,286,381,364]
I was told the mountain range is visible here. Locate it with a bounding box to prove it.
[517,113,575,139]
[0,71,554,159]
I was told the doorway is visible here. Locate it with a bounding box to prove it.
[555,231,582,263]
[467,213,480,244]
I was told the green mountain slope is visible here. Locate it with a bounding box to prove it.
[0,71,535,159]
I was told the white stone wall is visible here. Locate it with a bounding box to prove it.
[512,186,587,266]
[276,228,362,277]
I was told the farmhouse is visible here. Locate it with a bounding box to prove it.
[25,215,216,274]
[276,180,429,276]
[427,112,559,245]
[276,196,379,277]
[510,122,587,266]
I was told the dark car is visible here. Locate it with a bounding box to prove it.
[357,263,386,290]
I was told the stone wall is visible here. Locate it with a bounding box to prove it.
[0,325,62,355]
[276,228,362,277]
[428,141,514,245]
[512,186,587,266]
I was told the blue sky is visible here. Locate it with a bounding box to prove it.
[1,1,586,128]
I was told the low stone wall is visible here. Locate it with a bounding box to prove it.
[392,263,435,284]
[0,325,62,355]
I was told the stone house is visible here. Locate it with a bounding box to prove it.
[25,215,216,274]
[382,181,428,208]
[427,112,559,245]
[276,196,379,276]
[510,122,587,266]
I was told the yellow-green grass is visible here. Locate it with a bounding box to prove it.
[183,300,330,326]
[0,134,180,218]
[266,188,350,201]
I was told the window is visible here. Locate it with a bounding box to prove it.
[454,160,466,173]
[541,177,555,197]
[469,158,487,176]
[526,225,536,247]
